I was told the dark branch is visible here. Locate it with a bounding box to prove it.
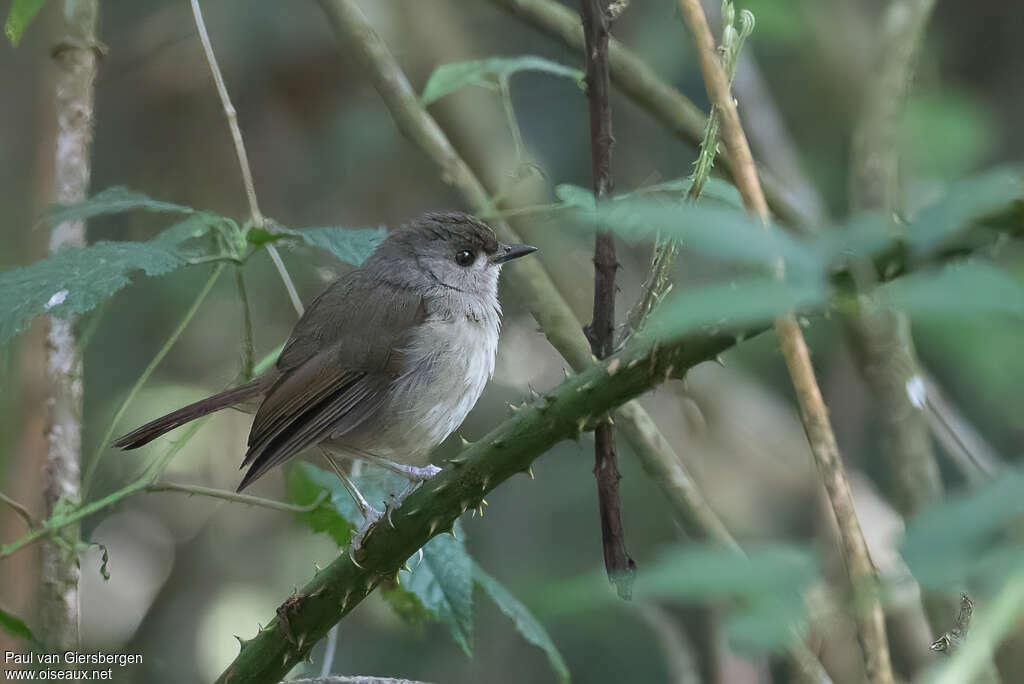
[579,0,635,598]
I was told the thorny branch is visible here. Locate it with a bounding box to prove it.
[579,0,636,599]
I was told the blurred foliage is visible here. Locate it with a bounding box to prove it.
[0,0,1023,682]
[421,55,584,105]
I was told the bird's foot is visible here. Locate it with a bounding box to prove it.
[347,504,384,566]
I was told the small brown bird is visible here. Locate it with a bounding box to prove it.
[116,211,536,546]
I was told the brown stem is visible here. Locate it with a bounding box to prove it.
[579,0,635,597]
[676,1,894,681]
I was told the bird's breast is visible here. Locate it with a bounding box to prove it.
[375,310,499,461]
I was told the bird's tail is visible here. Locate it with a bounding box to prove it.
[113,380,264,450]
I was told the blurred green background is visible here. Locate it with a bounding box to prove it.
[1,0,1022,682]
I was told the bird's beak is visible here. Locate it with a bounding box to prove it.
[490,243,538,264]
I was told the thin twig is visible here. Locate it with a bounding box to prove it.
[82,264,225,496]
[188,0,305,318]
[0,492,35,529]
[675,1,894,682]
[578,0,635,599]
[144,481,327,514]
[235,266,256,380]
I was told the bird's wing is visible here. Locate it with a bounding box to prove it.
[236,271,425,491]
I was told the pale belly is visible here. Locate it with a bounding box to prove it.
[330,314,498,465]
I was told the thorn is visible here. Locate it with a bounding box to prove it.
[459,435,472,447]
[402,562,412,572]
[313,562,322,574]
[481,498,488,506]
[303,653,313,664]
[340,590,352,610]
[296,633,306,652]
[234,635,246,650]
[628,358,639,368]
[481,475,491,490]
[415,548,424,568]
[257,622,266,633]
[428,518,442,536]
[606,358,621,375]
[448,526,458,539]
[715,355,726,367]
[563,367,571,379]
[391,569,401,584]
[507,402,520,412]
[607,415,615,426]
[528,467,535,480]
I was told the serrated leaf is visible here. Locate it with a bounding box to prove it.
[286,462,355,547]
[474,563,569,682]
[0,606,37,644]
[907,167,1023,257]
[880,261,1024,321]
[397,530,474,656]
[47,186,196,226]
[647,275,826,343]
[573,198,821,277]
[255,224,384,266]
[4,0,46,46]
[287,462,410,546]
[0,217,219,346]
[294,227,385,266]
[422,56,584,105]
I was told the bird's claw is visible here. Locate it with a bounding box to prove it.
[347,505,384,566]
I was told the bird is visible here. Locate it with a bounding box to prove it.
[115,211,537,548]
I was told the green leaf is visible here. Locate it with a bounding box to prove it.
[647,275,827,343]
[0,606,37,644]
[286,462,355,547]
[294,227,385,266]
[537,544,818,654]
[422,56,584,105]
[902,469,1024,589]
[399,531,474,655]
[574,198,822,277]
[907,168,1024,257]
[253,224,385,267]
[0,217,219,346]
[47,186,196,225]
[474,563,570,682]
[881,261,1024,321]
[4,0,46,46]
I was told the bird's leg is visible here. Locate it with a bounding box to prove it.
[357,453,441,482]
[320,449,381,554]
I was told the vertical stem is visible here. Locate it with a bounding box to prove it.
[189,0,305,319]
[41,0,100,651]
[676,1,894,681]
[579,0,635,598]
[235,266,255,380]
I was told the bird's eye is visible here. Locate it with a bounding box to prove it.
[454,250,474,267]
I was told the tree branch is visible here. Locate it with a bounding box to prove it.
[189,0,304,318]
[579,0,635,598]
[40,0,101,652]
[314,0,720,578]
[216,326,737,683]
[675,1,895,682]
